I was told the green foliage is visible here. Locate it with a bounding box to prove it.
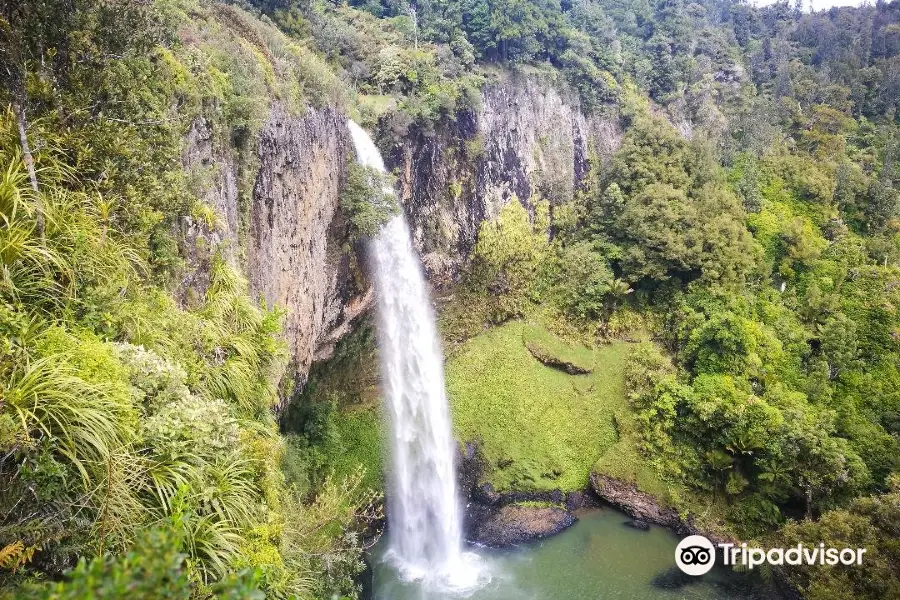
[11,525,194,600]
[322,410,384,492]
[588,116,755,286]
[472,199,550,322]
[9,522,266,600]
[778,483,900,600]
[4,0,900,595]
[548,241,615,323]
[623,342,676,455]
[0,4,379,597]
[340,162,398,241]
[277,470,381,600]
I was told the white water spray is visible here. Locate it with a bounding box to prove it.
[348,121,483,588]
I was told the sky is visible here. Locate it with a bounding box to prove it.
[751,0,873,10]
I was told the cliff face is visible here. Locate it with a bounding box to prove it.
[176,115,240,306]
[391,75,622,284]
[180,76,621,395]
[247,104,372,391]
[179,104,371,397]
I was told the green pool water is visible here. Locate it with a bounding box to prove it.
[369,508,780,600]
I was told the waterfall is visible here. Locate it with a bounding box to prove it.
[347,120,474,585]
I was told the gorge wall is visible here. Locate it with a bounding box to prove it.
[178,75,623,395]
[178,102,371,396]
[390,74,623,284]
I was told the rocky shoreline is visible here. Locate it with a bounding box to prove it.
[459,442,584,547]
[588,473,735,544]
[457,441,726,548]
[363,441,801,599]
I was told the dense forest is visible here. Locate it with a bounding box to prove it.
[2,0,900,598]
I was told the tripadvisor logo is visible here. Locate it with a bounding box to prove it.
[675,535,716,575]
[675,535,868,576]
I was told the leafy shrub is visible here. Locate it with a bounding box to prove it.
[472,199,550,321]
[340,161,398,240]
[10,522,265,600]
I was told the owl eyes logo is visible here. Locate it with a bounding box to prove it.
[680,545,711,565]
[675,535,716,575]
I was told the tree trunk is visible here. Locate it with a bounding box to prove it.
[12,99,44,238]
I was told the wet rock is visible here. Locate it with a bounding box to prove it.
[476,483,501,505]
[457,440,487,502]
[458,442,578,547]
[472,505,576,548]
[464,441,478,460]
[590,473,681,528]
[625,519,650,531]
[590,473,733,545]
[565,491,584,511]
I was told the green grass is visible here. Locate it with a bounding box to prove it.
[446,321,631,492]
[591,423,675,504]
[324,407,384,492]
[510,500,563,508]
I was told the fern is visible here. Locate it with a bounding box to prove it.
[0,540,37,573]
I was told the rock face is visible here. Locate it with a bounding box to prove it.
[457,441,584,547]
[589,473,734,545]
[525,340,593,375]
[391,74,623,284]
[590,473,683,530]
[180,75,622,396]
[248,104,372,395]
[178,103,372,403]
[472,504,576,547]
[477,77,589,214]
[176,116,241,306]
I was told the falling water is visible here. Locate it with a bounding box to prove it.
[347,121,480,588]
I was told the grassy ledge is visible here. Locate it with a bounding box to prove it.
[446,321,631,492]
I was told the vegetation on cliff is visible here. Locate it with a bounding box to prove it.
[276,1,900,597]
[0,1,376,598]
[2,0,900,598]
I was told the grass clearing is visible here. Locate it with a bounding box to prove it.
[446,321,631,492]
[324,406,384,491]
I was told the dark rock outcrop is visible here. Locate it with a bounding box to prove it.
[625,519,650,531]
[472,504,576,547]
[458,441,584,547]
[590,473,733,544]
[525,340,592,374]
